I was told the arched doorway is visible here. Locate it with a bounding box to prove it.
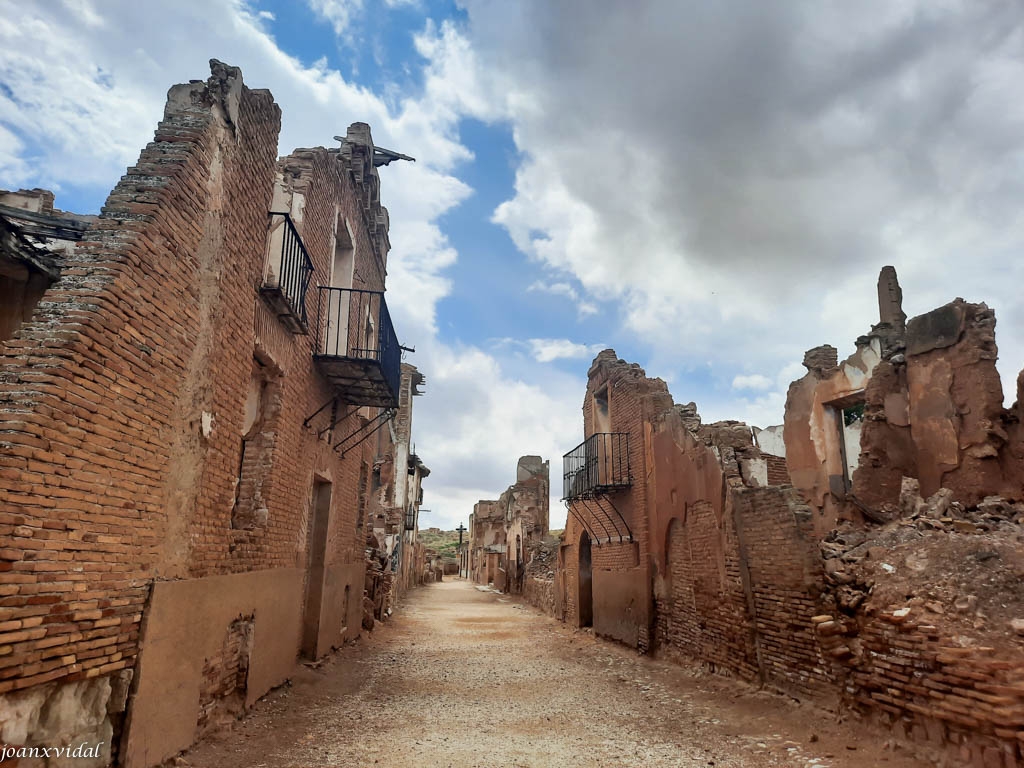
[578,531,593,627]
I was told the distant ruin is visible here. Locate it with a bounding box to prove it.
[543,268,1024,766]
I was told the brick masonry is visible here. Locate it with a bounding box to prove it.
[0,62,404,766]
[556,349,1024,764]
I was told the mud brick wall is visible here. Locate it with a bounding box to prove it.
[0,64,388,765]
[732,487,834,700]
[523,575,555,617]
[561,350,671,635]
[0,70,281,696]
[654,502,759,680]
[647,406,834,701]
[576,352,672,560]
[591,541,638,570]
[816,608,1024,766]
[241,144,387,579]
[765,455,790,486]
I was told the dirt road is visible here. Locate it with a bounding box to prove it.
[180,580,928,768]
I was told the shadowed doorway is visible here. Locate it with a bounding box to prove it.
[579,531,593,627]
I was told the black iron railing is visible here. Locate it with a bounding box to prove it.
[314,286,401,400]
[261,212,313,332]
[562,432,631,500]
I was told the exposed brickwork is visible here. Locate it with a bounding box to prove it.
[813,603,1024,765]
[0,62,408,761]
[555,339,1024,763]
[562,350,671,636]
[197,614,253,735]
[765,454,789,486]
[591,541,638,570]
[733,487,834,700]
[468,457,549,592]
[654,502,759,680]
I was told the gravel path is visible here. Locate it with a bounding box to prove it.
[180,580,929,768]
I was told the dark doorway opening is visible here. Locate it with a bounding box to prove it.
[578,531,593,627]
[301,480,332,659]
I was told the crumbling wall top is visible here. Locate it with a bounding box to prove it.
[339,122,390,270]
[802,344,839,376]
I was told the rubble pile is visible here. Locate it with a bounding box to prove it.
[364,533,395,630]
[817,480,1024,644]
[525,538,559,580]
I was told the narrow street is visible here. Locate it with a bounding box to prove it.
[179,581,928,768]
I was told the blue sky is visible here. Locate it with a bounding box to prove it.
[3,0,1024,530]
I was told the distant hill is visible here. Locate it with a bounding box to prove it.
[418,528,464,560]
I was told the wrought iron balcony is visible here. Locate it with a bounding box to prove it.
[313,286,401,408]
[260,212,313,334]
[562,432,631,500]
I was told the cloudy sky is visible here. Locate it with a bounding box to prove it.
[2,0,1023,530]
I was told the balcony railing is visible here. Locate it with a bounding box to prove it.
[260,212,313,333]
[562,432,631,500]
[313,286,401,407]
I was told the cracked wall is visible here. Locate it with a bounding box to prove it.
[783,267,1024,530]
[0,61,399,767]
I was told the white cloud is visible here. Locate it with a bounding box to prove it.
[0,1,581,533]
[731,374,773,391]
[0,124,30,187]
[526,279,599,319]
[462,0,1024,403]
[527,338,603,363]
[412,339,580,529]
[307,0,363,38]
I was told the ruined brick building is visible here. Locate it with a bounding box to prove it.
[551,268,1024,766]
[0,61,428,767]
[0,189,94,342]
[364,363,430,625]
[468,456,549,593]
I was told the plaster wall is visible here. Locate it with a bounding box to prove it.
[783,338,880,532]
[123,569,304,768]
[592,566,649,648]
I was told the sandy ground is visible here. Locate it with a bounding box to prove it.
[178,580,931,768]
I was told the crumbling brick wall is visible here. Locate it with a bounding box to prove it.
[810,492,1024,766]
[647,405,833,701]
[854,299,1019,510]
[784,268,1024,528]
[561,351,671,640]
[498,456,549,594]
[0,62,393,766]
[197,614,253,736]
[0,61,284,720]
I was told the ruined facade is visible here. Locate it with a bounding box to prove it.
[0,62,424,767]
[783,266,1024,531]
[551,266,1024,764]
[0,189,93,343]
[468,500,504,588]
[468,456,550,593]
[363,363,429,626]
[559,352,671,648]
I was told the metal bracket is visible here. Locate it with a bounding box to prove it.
[303,396,337,430]
[564,500,602,546]
[601,493,633,543]
[318,402,358,439]
[579,497,614,544]
[333,408,395,457]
